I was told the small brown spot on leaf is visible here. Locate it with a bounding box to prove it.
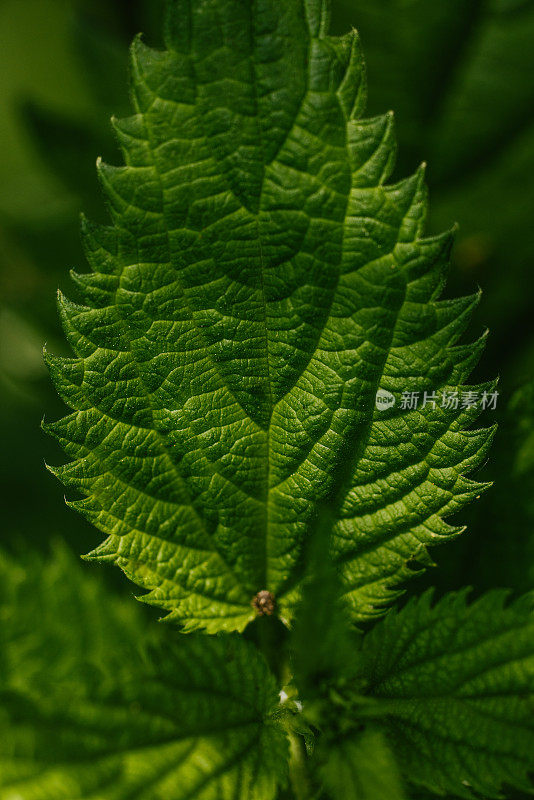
[252,590,275,616]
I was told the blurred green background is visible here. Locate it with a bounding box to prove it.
[1,0,533,597]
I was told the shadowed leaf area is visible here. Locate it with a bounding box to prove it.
[0,545,288,800]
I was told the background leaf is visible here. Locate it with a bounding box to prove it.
[358,590,534,798]
[0,544,288,800]
[319,728,406,800]
[0,542,143,689]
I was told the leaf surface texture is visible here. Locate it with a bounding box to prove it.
[47,0,493,631]
[359,590,534,798]
[0,546,288,800]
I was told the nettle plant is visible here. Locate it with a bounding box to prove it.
[5,0,532,798]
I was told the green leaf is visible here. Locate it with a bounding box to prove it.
[358,590,534,798]
[0,546,289,800]
[46,0,494,633]
[0,542,143,690]
[320,728,406,800]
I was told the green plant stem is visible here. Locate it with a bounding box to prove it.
[245,614,289,684]
[288,731,313,800]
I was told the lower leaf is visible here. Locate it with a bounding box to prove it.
[320,728,406,800]
[0,547,289,800]
[358,590,534,798]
